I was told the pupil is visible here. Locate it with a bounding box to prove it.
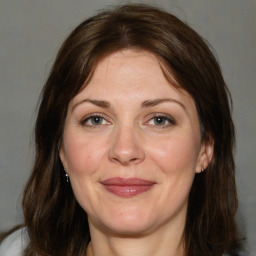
[155,117,164,124]
[93,117,101,124]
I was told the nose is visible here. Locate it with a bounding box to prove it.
[108,125,145,166]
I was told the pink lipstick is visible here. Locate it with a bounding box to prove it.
[100,178,156,198]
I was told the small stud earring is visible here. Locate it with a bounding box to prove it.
[201,164,205,173]
[65,173,69,183]
[64,169,69,183]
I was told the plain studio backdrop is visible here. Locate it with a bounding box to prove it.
[0,0,255,255]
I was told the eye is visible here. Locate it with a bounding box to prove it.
[81,114,111,127]
[147,115,176,127]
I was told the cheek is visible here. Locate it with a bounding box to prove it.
[63,133,105,176]
[148,134,200,174]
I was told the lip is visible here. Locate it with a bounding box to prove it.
[100,178,156,198]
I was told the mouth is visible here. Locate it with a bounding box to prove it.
[100,177,156,198]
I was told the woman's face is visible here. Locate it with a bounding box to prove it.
[60,50,213,237]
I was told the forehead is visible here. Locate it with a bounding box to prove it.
[76,50,186,100]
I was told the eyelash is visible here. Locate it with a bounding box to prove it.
[80,113,110,127]
[146,114,176,128]
[80,113,176,128]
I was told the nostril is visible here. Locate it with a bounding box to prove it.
[111,155,142,166]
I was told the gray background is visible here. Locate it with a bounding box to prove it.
[0,0,255,254]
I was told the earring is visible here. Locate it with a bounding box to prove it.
[65,173,69,183]
[64,169,69,183]
[201,164,205,173]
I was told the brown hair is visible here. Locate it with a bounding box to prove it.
[22,4,242,256]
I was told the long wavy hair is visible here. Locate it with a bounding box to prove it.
[21,4,242,256]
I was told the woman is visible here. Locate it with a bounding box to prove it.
[0,4,243,256]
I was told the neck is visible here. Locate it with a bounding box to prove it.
[88,220,185,256]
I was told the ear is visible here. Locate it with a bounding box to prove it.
[195,138,214,173]
[59,146,68,171]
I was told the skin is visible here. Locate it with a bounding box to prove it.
[60,50,213,256]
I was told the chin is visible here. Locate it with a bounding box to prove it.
[96,208,159,237]
[104,222,155,237]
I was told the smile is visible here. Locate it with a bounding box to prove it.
[100,177,156,198]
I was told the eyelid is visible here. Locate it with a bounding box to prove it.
[80,113,112,126]
[145,113,176,127]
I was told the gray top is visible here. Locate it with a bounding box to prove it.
[0,228,27,256]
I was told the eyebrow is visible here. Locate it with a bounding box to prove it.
[142,98,186,111]
[72,99,111,111]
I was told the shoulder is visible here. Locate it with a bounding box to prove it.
[0,227,28,256]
